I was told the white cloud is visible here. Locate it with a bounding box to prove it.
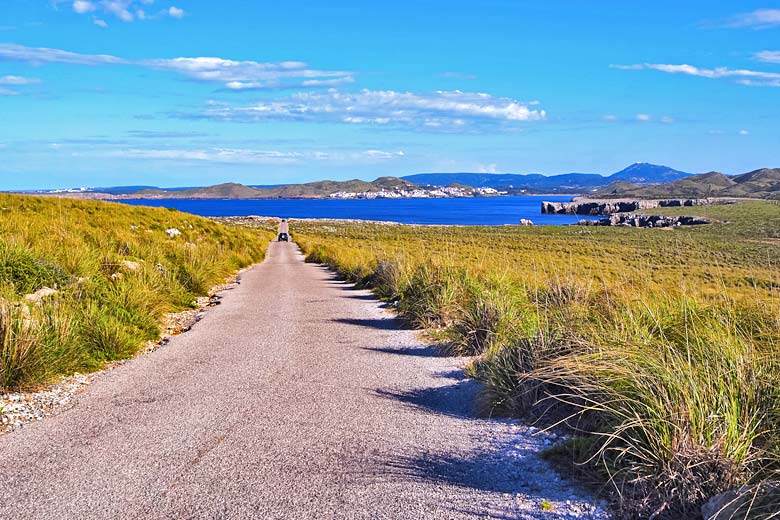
[722,9,780,29]
[189,89,546,131]
[94,18,108,27]
[0,43,125,65]
[72,1,96,14]
[477,163,498,173]
[708,129,751,136]
[601,113,674,124]
[92,147,405,164]
[0,87,19,96]
[755,50,780,63]
[612,62,780,87]
[0,44,353,90]
[0,75,41,85]
[64,1,186,22]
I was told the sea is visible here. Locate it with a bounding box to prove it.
[121,195,592,226]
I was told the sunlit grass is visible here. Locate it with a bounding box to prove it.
[0,194,272,390]
[285,201,780,519]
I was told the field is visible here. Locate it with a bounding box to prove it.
[284,201,780,519]
[0,194,272,391]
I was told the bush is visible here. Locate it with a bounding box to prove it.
[532,300,780,518]
[397,264,464,328]
[0,244,70,295]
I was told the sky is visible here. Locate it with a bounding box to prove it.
[0,1,779,189]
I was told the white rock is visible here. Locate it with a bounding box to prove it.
[24,287,58,304]
[166,228,182,238]
[121,260,142,271]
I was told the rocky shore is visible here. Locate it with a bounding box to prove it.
[542,198,728,216]
[578,213,711,228]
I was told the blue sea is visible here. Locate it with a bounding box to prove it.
[121,195,590,226]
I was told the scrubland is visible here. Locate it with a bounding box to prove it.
[0,195,270,391]
[291,202,780,519]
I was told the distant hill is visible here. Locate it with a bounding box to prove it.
[608,163,692,184]
[120,177,421,200]
[596,168,780,199]
[402,163,693,192]
[26,163,712,200]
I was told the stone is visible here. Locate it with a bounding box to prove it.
[166,228,182,238]
[701,489,742,519]
[121,260,142,271]
[542,198,729,216]
[519,219,534,226]
[24,287,58,304]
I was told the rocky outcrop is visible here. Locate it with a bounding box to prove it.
[578,214,711,228]
[541,198,726,216]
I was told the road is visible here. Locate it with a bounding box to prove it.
[278,219,289,235]
[0,242,596,519]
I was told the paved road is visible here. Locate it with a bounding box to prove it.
[0,243,590,519]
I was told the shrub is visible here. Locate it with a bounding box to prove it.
[397,264,464,328]
[533,300,780,518]
[0,244,70,295]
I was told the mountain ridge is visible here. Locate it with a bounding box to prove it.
[596,168,780,199]
[18,164,779,200]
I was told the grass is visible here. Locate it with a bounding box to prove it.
[0,194,272,390]
[274,201,780,519]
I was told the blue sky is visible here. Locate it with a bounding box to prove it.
[0,1,778,189]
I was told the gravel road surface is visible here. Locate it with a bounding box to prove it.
[0,243,605,519]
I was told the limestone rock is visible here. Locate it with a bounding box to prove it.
[24,287,58,304]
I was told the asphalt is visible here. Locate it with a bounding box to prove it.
[0,242,586,519]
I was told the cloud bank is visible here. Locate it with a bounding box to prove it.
[66,0,185,23]
[92,147,406,164]
[612,63,780,87]
[187,89,546,131]
[0,44,353,90]
[722,9,780,29]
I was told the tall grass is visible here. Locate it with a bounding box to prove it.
[287,202,780,519]
[0,194,272,390]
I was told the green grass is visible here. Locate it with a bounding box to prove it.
[273,201,780,519]
[0,194,272,390]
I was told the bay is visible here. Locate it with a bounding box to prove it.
[121,195,592,226]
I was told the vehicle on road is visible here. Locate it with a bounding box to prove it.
[278,232,289,242]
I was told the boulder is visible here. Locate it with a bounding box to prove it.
[166,228,182,238]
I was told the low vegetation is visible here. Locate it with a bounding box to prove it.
[0,194,271,390]
[287,201,780,519]
[598,168,780,200]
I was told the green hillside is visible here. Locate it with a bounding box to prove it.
[597,168,780,199]
[126,177,420,199]
[0,194,271,390]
